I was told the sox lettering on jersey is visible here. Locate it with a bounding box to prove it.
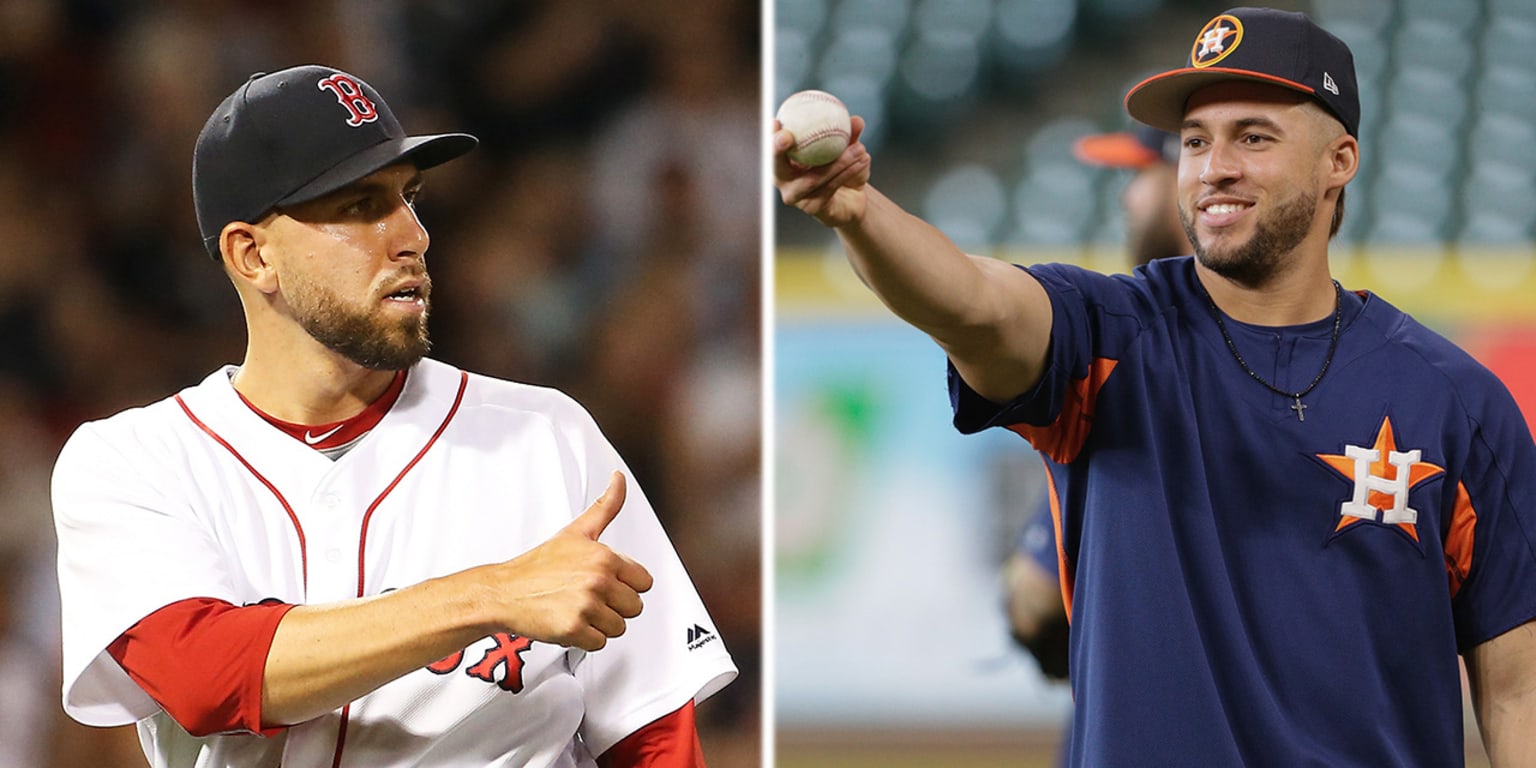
[316,74,380,127]
[427,633,534,693]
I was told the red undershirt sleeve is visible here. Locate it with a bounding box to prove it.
[596,701,706,768]
[107,596,295,737]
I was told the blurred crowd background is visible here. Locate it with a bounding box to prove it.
[777,0,1536,252]
[0,1,761,766]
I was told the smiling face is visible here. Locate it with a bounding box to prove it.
[256,162,434,370]
[1175,81,1355,287]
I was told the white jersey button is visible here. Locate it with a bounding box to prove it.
[325,548,343,563]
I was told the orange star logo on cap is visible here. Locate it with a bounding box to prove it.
[1192,15,1244,68]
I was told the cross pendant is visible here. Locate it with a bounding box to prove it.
[1291,397,1307,422]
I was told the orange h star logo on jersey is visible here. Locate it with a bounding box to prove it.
[1317,416,1443,542]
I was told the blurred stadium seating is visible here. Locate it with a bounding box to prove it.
[776,0,1536,257]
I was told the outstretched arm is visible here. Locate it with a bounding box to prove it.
[1465,618,1536,767]
[773,114,1054,403]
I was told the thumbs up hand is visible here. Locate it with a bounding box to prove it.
[564,470,628,540]
[483,471,653,651]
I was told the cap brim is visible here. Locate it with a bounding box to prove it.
[275,132,478,210]
[1072,132,1161,168]
[1124,68,1316,133]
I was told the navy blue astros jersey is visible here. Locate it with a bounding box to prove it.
[951,256,1536,767]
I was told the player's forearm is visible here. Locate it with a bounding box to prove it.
[1476,691,1536,768]
[1467,621,1536,767]
[837,187,1002,334]
[838,188,1053,401]
[261,572,499,727]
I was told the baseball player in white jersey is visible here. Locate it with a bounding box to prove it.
[50,65,736,768]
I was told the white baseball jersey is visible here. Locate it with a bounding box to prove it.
[52,358,737,768]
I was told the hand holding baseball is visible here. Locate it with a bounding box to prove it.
[776,90,852,167]
[773,91,872,228]
[482,471,653,651]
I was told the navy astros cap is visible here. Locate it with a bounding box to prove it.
[193,65,478,260]
[1124,8,1359,138]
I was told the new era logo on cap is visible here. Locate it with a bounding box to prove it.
[1124,8,1360,138]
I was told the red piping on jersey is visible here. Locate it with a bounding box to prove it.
[330,369,467,768]
[176,395,309,588]
[1040,457,1074,623]
[353,370,468,596]
[331,704,351,768]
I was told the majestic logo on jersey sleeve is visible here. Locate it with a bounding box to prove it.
[686,623,718,651]
[1192,15,1244,67]
[1316,416,1444,544]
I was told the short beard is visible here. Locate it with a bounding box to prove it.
[288,276,432,370]
[1181,190,1316,288]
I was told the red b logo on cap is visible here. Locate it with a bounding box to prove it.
[317,73,379,127]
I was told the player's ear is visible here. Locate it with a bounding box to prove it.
[222,219,278,293]
[1325,132,1358,189]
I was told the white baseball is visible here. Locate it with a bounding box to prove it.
[776,90,852,167]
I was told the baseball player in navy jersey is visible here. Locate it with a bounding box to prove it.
[777,7,1536,766]
[51,65,735,768]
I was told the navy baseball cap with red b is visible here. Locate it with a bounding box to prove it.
[1124,8,1359,138]
[193,65,478,259]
